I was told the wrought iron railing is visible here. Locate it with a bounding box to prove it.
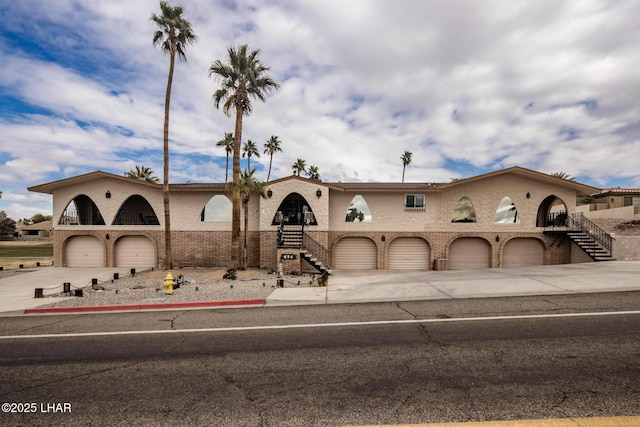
[302,232,330,269]
[59,209,105,225]
[113,210,160,225]
[567,212,613,255]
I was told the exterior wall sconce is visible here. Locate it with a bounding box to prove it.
[495,235,500,242]
[267,189,273,198]
[381,235,386,242]
[526,192,530,198]
[316,188,322,198]
[105,190,111,199]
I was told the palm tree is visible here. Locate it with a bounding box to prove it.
[124,165,160,183]
[209,44,280,268]
[242,139,260,171]
[551,171,576,181]
[151,1,197,270]
[216,132,234,182]
[292,158,306,176]
[263,135,282,182]
[307,165,320,181]
[401,150,413,183]
[227,169,267,268]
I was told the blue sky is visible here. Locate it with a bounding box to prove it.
[1,0,639,220]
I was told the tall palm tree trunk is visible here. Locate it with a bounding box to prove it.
[266,155,273,182]
[402,165,406,183]
[225,152,229,183]
[231,107,244,267]
[243,199,249,268]
[163,48,175,270]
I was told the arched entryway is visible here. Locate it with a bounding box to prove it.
[536,195,568,227]
[272,192,317,225]
[113,195,159,225]
[59,195,105,225]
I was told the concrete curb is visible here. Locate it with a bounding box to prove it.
[24,299,266,314]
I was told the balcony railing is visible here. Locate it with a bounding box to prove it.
[113,210,160,225]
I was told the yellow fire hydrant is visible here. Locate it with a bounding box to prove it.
[163,273,174,295]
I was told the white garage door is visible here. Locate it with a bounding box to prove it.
[388,237,430,269]
[449,237,491,270]
[503,238,544,267]
[334,237,377,270]
[115,236,156,268]
[65,236,105,267]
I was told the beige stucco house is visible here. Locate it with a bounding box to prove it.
[29,166,614,271]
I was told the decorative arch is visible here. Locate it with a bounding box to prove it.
[272,192,317,225]
[536,195,568,227]
[200,195,232,222]
[112,195,159,225]
[451,196,476,223]
[494,196,520,224]
[345,195,372,223]
[59,194,105,225]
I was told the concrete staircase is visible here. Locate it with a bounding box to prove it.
[278,225,331,275]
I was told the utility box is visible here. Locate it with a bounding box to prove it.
[434,258,448,271]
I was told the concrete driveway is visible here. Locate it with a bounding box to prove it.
[266,261,640,305]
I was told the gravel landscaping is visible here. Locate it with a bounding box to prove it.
[29,268,322,309]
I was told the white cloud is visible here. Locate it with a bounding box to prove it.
[1,0,640,219]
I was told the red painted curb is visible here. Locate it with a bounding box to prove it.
[25,299,266,314]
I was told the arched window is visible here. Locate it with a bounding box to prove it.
[451,196,476,223]
[494,196,520,224]
[200,195,232,222]
[113,195,159,225]
[59,195,105,225]
[345,195,372,223]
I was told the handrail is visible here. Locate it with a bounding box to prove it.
[568,212,613,254]
[302,232,330,269]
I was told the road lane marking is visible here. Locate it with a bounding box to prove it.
[1,310,639,340]
[353,415,640,426]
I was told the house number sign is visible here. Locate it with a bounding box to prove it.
[281,254,296,260]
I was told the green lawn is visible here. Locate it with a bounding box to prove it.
[0,242,53,257]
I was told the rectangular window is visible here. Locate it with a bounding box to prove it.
[405,194,425,211]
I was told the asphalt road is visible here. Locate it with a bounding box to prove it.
[1,292,639,426]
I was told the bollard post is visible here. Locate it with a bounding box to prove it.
[36,262,40,267]
[113,272,119,280]
[63,283,71,293]
[75,289,83,297]
[131,268,136,276]
[91,278,98,289]
[34,288,44,298]
[277,279,284,288]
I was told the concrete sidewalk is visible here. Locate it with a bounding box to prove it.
[1,261,640,314]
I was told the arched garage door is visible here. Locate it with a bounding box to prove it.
[388,237,430,269]
[334,237,377,269]
[449,237,490,270]
[65,236,105,267]
[503,238,544,267]
[115,236,156,268]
